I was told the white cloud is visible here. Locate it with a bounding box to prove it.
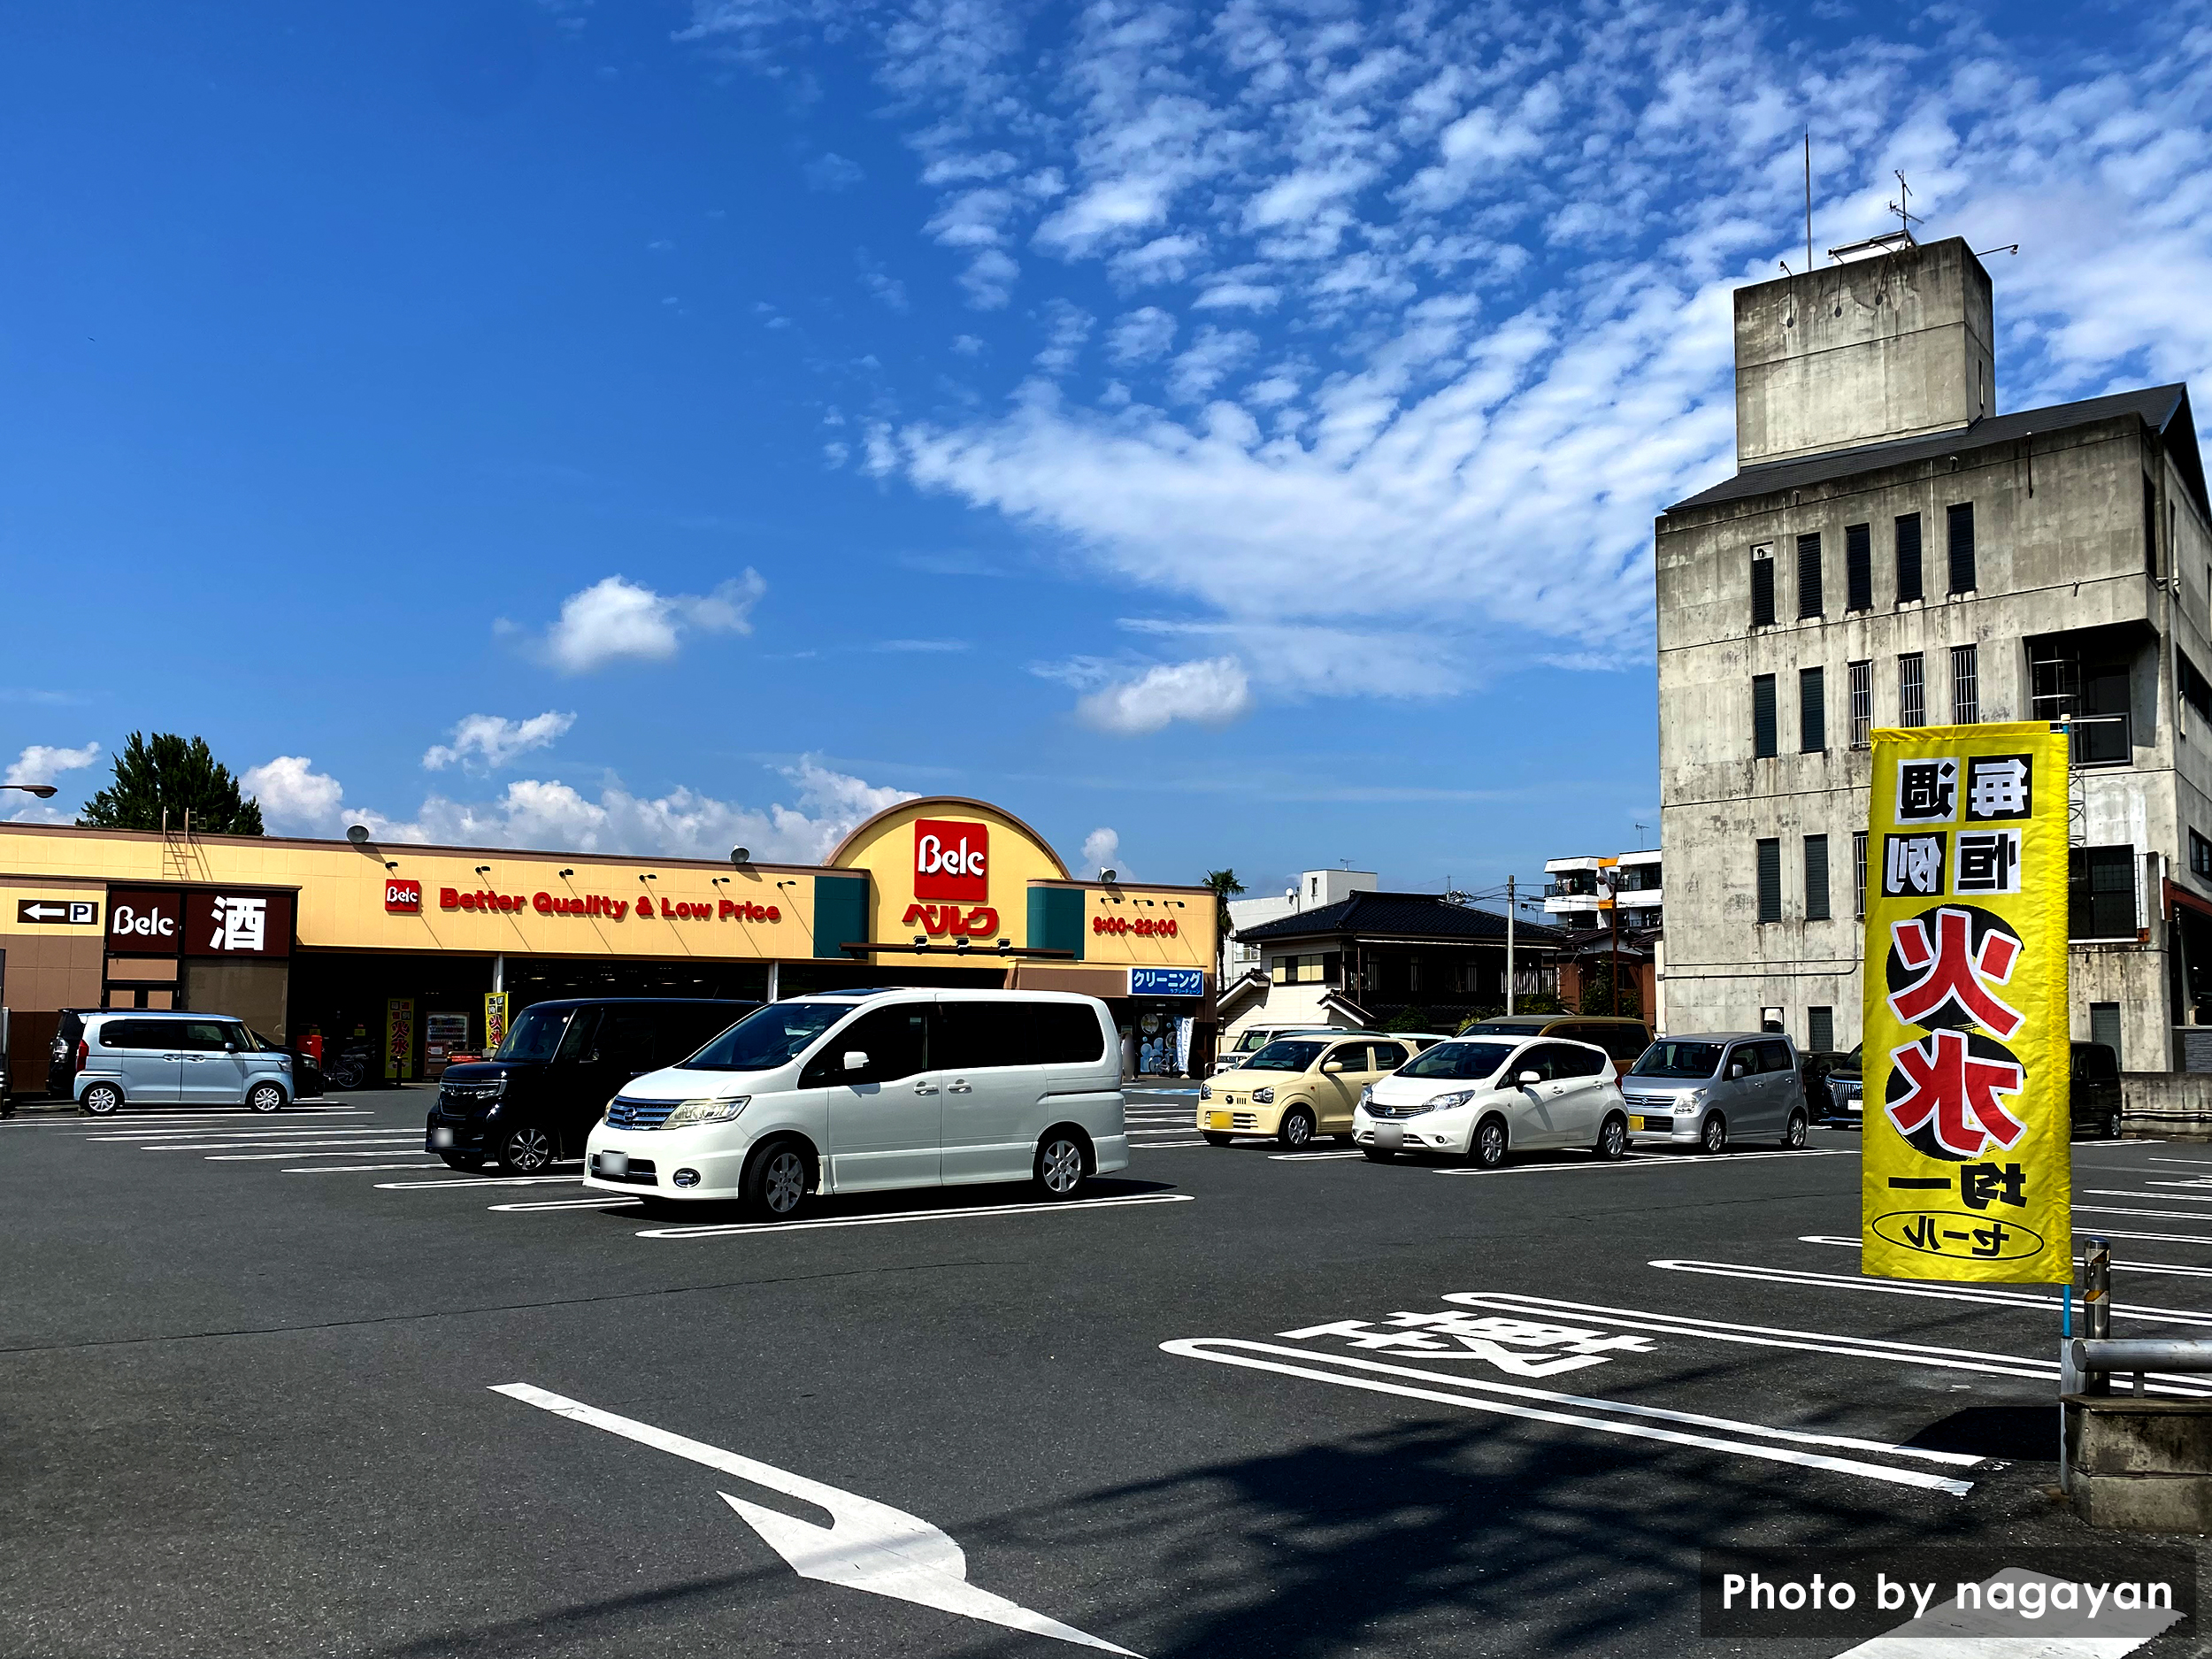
[537,572,765,673]
[422,711,578,772]
[1075,657,1254,735]
[1107,306,1177,365]
[5,741,99,786]
[803,151,864,191]
[242,756,346,831]
[239,752,917,862]
[1081,826,1123,876]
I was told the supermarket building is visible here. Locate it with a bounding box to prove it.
[0,796,1217,1092]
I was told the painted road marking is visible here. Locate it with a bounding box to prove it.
[1455,1289,2212,1397]
[1161,1339,1974,1495]
[495,1384,1141,1655]
[206,1148,430,1161]
[2084,1187,2212,1201]
[638,1192,1195,1239]
[285,1162,449,1173]
[1271,1150,1369,1162]
[89,1122,396,1140]
[2073,1203,2212,1223]
[1797,1234,2212,1280]
[1434,1148,1852,1177]
[374,1175,583,1189]
[138,1136,421,1151]
[488,1196,641,1212]
[1133,1140,1208,1148]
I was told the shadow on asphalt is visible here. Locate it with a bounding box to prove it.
[580,1172,1185,1227]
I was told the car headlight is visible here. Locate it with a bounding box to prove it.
[1673,1092,1705,1114]
[1422,1090,1476,1113]
[660,1094,751,1130]
[1251,1087,1275,1104]
[1199,1083,1212,1101]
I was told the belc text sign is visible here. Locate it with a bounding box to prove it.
[913,819,988,902]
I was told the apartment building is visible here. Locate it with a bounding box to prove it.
[1655,234,2212,1071]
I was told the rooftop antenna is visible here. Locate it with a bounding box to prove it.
[1804,132,1813,271]
[1634,820,1651,849]
[1886,170,1924,245]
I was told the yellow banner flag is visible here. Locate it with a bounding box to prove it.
[1863,721,2071,1284]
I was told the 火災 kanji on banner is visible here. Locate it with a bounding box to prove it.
[1863,722,2071,1283]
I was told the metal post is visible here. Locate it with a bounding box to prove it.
[1505,877,1516,1017]
[2085,1236,2112,1340]
[766,962,780,1002]
[491,954,504,995]
[2061,1280,2075,1493]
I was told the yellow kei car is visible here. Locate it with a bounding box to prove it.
[1196,1034,1413,1150]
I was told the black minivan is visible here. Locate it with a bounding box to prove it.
[426,998,755,1174]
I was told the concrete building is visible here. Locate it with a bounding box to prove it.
[1223,868,1379,973]
[1543,849,1663,929]
[1655,234,2212,1079]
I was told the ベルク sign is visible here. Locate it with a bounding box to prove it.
[912,818,988,902]
[385,879,422,913]
[16,899,96,926]
[1130,967,1205,998]
[108,889,180,947]
[1862,722,2071,1285]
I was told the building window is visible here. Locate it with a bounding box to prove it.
[1756,838,1782,924]
[1899,652,1925,727]
[1847,659,1872,747]
[1853,829,1869,918]
[1799,665,1825,752]
[1797,533,1823,618]
[2070,846,2138,940]
[1271,953,1331,984]
[2030,636,2133,766]
[1751,544,1775,627]
[2193,829,2212,880]
[2179,649,2212,728]
[1845,523,1872,612]
[1951,643,1979,724]
[1808,1006,1835,1055]
[1947,502,1977,594]
[1804,833,1831,920]
[2090,1002,2124,1069]
[1896,512,1924,602]
[1753,673,1778,757]
[2145,475,2160,579]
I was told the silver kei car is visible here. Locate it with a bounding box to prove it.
[64,1009,295,1115]
[1618,1033,1809,1153]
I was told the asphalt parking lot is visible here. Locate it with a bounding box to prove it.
[3,1087,2207,1657]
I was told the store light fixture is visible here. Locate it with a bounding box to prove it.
[912,935,928,947]
[558,868,575,878]
[954,936,971,952]
[475,865,492,876]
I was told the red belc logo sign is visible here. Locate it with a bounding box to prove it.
[913,818,988,902]
[385,879,422,914]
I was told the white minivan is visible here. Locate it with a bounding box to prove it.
[582,988,1129,1218]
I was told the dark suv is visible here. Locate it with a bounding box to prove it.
[425,998,754,1174]
[1816,1039,2123,1139]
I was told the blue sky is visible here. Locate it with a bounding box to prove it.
[4,1,2207,901]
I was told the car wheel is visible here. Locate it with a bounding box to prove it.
[1470,1118,1508,1170]
[2107,1114,2123,1141]
[1700,1113,1728,1155]
[439,1151,485,1171]
[246,1082,285,1115]
[1276,1107,1317,1151]
[496,1123,555,1175]
[743,1140,812,1220]
[1594,1111,1628,1161]
[81,1082,123,1117]
[1362,1147,1396,1163]
[1034,1129,1090,1199]
[1202,1132,1234,1146]
[1783,1109,1809,1149]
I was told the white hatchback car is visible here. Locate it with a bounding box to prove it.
[1351,1035,1627,1169]
[582,988,1128,1218]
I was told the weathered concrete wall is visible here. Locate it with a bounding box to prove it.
[2121,1069,2212,1138]
[1656,409,2212,1056]
[1734,239,1994,466]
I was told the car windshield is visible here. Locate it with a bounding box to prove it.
[1630,1041,1725,1079]
[1832,1042,1863,1078]
[1399,1041,1517,1081]
[1244,1039,1327,1072]
[493,1008,572,1064]
[1234,1030,1277,1052]
[249,1029,287,1053]
[682,1001,853,1071]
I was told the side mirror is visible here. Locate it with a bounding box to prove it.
[1728,1064,1746,1079]
[1517,1070,1541,1087]
[1321,1060,1344,1073]
[842,1050,869,1071]
[224,1043,238,1053]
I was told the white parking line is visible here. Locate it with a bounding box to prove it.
[150,1139,422,1154]
[637,1192,1195,1239]
[1162,1338,1974,1495]
[1797,1234,2212,1279]
[488,1196,642,1212]
[2073,1203,2212,1223]
[1640,1262,2212,1340]
[206,1147,428,1161]
[2085,1187,2212,1201]
[1270,1149,1368,1161]
[285,1162,449,1173]
[374,1175,582,1189]
[1433,1148,1851,1176]
[1454,1289,2212,1397]
[88,1123,396,1141]
[2150,1156,2212,1167]
[1133,1140,1209,1148]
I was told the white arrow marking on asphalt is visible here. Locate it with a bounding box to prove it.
[493,1384,1141,1655]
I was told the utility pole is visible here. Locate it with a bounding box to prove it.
[1505,876,1517,1017]
[1609,870,1622,1019]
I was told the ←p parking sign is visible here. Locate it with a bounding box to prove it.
[1862,721,2072,1285]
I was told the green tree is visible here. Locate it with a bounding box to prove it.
[1578,960,1642,1019]
[1199,868,1245,974]
[79,732,265,835]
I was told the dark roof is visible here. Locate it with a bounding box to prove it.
[1664,384,2203,518]
[1234,891,1567,947]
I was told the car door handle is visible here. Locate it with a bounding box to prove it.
[946,1079,973,1094]
[913,1083,940,1095]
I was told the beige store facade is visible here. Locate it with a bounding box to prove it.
[0,796,1217,1093]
